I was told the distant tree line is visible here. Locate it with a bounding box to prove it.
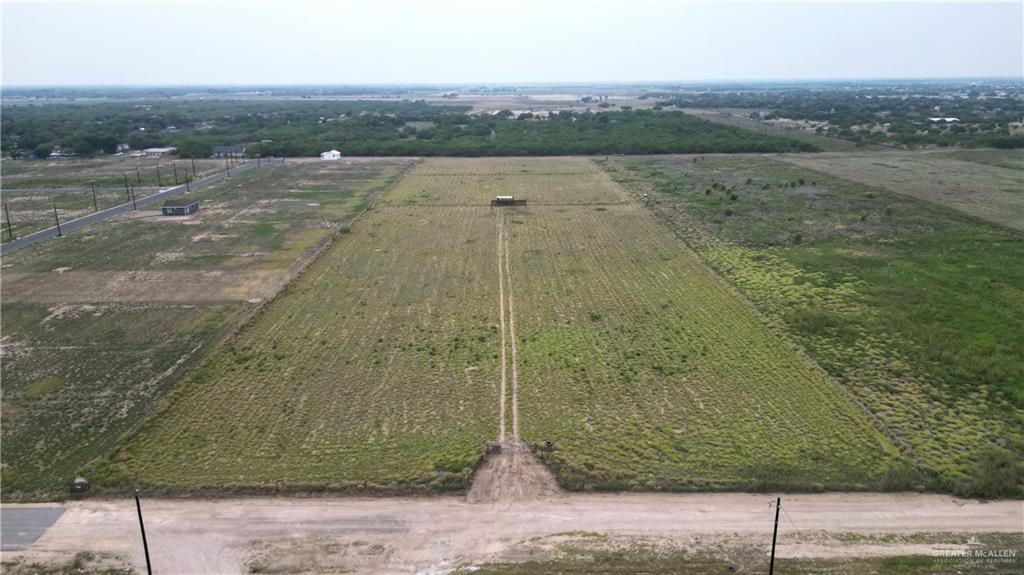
[655,82,1024,149]
[1,100,817,159]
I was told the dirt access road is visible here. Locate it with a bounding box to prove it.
[6,493,1021,573]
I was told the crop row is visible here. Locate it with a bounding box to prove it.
[95,203,502,491]
[509,204,897,490]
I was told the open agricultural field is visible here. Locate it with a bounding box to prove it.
[776,150,1024,232]
[96,157,897,494]
[1,157,226,239]
[1,157,412,500]
[1,156,224,189]
[609,152,1023,497]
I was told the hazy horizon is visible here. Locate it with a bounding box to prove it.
[3,1,1021,87]
[4,76,1024,89]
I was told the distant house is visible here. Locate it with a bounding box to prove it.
[212,145,246,157]
[143,147,177,157]
[161,198,199,216]
[321,149,341,161]
[927,117,961,123]
[116,143,131,153]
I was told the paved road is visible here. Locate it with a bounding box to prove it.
[1,506,64,551]
[3,187,161,195]
[0,160,262,255]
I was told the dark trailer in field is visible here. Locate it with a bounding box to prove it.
[161,198,199,216]
[491,195,527,207]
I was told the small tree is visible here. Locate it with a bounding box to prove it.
[34,143,53,159]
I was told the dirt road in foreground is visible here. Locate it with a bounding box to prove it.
[6,493,1021,573]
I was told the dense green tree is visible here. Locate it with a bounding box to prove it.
[33,143,53,158]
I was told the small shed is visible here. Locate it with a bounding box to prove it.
[321,149,341,161]
[162,197,199,216]
[491,195,527,207]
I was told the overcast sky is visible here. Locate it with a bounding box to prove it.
[3,1,1021,86]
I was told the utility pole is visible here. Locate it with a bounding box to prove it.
[173,162,179,185]
[3,202,14,241]
[256,153,260,168]
[186,174,191,193]
[136,165,142,186]
[134,491,153,575]
[156,165,162,187]
[130,185,138,210]
[91,183,98,211]
[191,157,196,178]
[52,203,63,237]
[769,497,781,575]
[123,173,131,201]
[225,156,230,175]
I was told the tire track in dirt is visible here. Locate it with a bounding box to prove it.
[469,212,558,504]
[503,217,520,440]
[496,213,508,442]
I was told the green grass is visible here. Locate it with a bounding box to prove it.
[776,150,1024,232]
[456,532,1024,575]
[460,553,1019,575]
[23,376,64,399]
[92,202,502,492]
[513,203,895,491]
[611,153,1024,497]
[97,158,896,494]
[0,158,412,500]
[1,157,224,189]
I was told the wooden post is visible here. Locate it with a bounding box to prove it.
[191,157,196,178]
[3,202,14,241]
[156,165,162,187]
[124,173,131,201]
[173,162,179,185]
[136,165,142,186]
[52,203,62,237]
[91,183,98,211]
[134,491,153,575]
[130,185,138,210]
[769,497,780,575]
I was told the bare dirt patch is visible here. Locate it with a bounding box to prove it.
[6,494,1020,574]
[467,441,561,504]
[3,270,281,303]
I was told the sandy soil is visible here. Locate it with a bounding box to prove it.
[467,442,560,504]
[2,269,283,303]
[6,493,1020,574]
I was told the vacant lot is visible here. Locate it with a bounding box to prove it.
[2,156,224,189]
[96,211,500,491]
[613,153,1023,496]
[1,157,226,239]
[96,157,895,493]
[777,150,1024,232]
[1,157,412,499]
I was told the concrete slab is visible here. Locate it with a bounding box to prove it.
[1,506,65,551]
